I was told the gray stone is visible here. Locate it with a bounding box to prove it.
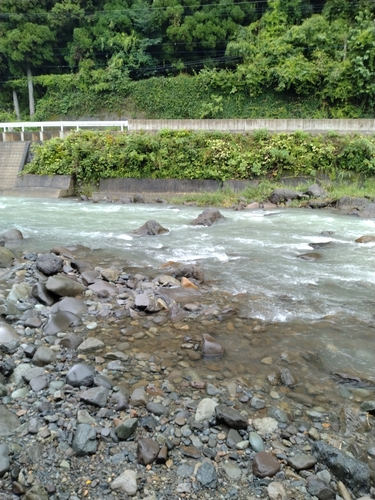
[21,366,46,382]
[45,274,86,297]
[268,406,289,423]
[222,461,241,480]
[66,363,95,387]
[0,323,19,344]
[177,464,194,478]
[269,188,303,205]
[77,410,97,425]
[267,482,287,500]
[115,418,138,440]
[196,459,218,488]
[110,470,137,496]
[31,282,57,306]
[77,337,104,352]
[29,376,48,392]
[305,184,326,198]
[312,440,371,495]
[201,333,225,358]
[306,475,335,500]
[72,423,97,456]
[253,417,278,435]
[32,346,57,366]
[215,404,247,429]
[251,396,265,409]
[88,279,117,296]
[146,402,167,416]
[195,398,218,423]
[80,386,109,407]
[249,431,265,452]
[36,253,63,276]
[50,297,87,316]
[130,387,148,406]
[0,407,20,436]
[44,311,81,334]
[0,228,23,241]
[227,428,242,448]
[287,454,317,471]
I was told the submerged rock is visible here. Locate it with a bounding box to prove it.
[201,333,225,359]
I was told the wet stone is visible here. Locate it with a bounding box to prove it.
[77,337,104,352]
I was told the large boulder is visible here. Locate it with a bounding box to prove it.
[305,184,326,198]
[0,229,23,243]
[133,220,169,236]
[172,264,204,283]
[190,208,225,226]
[269,188,303,205]
[45,274,86,297]
[335,197,375,218]
[36,253,63,276]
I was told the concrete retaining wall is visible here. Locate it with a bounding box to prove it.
[99,178,221,193]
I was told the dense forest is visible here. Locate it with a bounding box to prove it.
[0,0,375,120]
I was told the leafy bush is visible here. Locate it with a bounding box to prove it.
[23,129,375,186]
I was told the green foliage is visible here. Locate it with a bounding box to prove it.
[23,130,375,188]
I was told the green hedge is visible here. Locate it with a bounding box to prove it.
[23,129,375,186]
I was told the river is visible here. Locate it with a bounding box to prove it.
[1,196,374,402]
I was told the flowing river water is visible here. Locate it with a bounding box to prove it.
[1,196,375,407]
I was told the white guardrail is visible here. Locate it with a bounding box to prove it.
[0,120,129,141]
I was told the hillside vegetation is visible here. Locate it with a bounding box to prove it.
[1,0,375,120]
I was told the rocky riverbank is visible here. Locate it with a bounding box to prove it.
[0,225,374,500]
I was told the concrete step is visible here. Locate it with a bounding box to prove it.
[0,142,30,190]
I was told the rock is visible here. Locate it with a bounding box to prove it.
[81,270,100,285]
[0,228,23,241]
[312,440,371,495]
[88,280,117,296]
[297,252,322,261]
[59,334,83,349]
[66,363,96,387]
[110,470,137,496]
[305,184,326,198]
[24,483,49,500]
[29,376,48,392]
[190,208,225,227]
[0,298,20,316]
[195,398,218,423]
[215,404,247,429]
[279,367,297,387]
[130,387,149,407]
[7,283,32,303]
[100,268,120,282]
[196,459,218,488]
[137,438,160,465]
[146,402,167,416]
[306,475,335,500]
[72,423,97,456]
[0,444,10,477]
[77,337,105,352]
[45,274,86,297]
[70,259,92,272]
[267,482,287,500]
[133,220,169,236]
[31,282,57,306]
[80,386,109,407]
[44,311,81,335]
[223,461,241,480]
[253,417,278,435]
[249,431,265,452]
[172,265,204,283]
[227,428,242,448]
[114,417,138,440]
[0,323,19,344]
[50,297,87,315]
[287,454,317,471]
[36,253,63,275]
[355,235,375,243]
[269,188,303,205]
[201,333,225,359]
[0,247,14,268]
[32,346,57,366]
[252,451,280,478]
